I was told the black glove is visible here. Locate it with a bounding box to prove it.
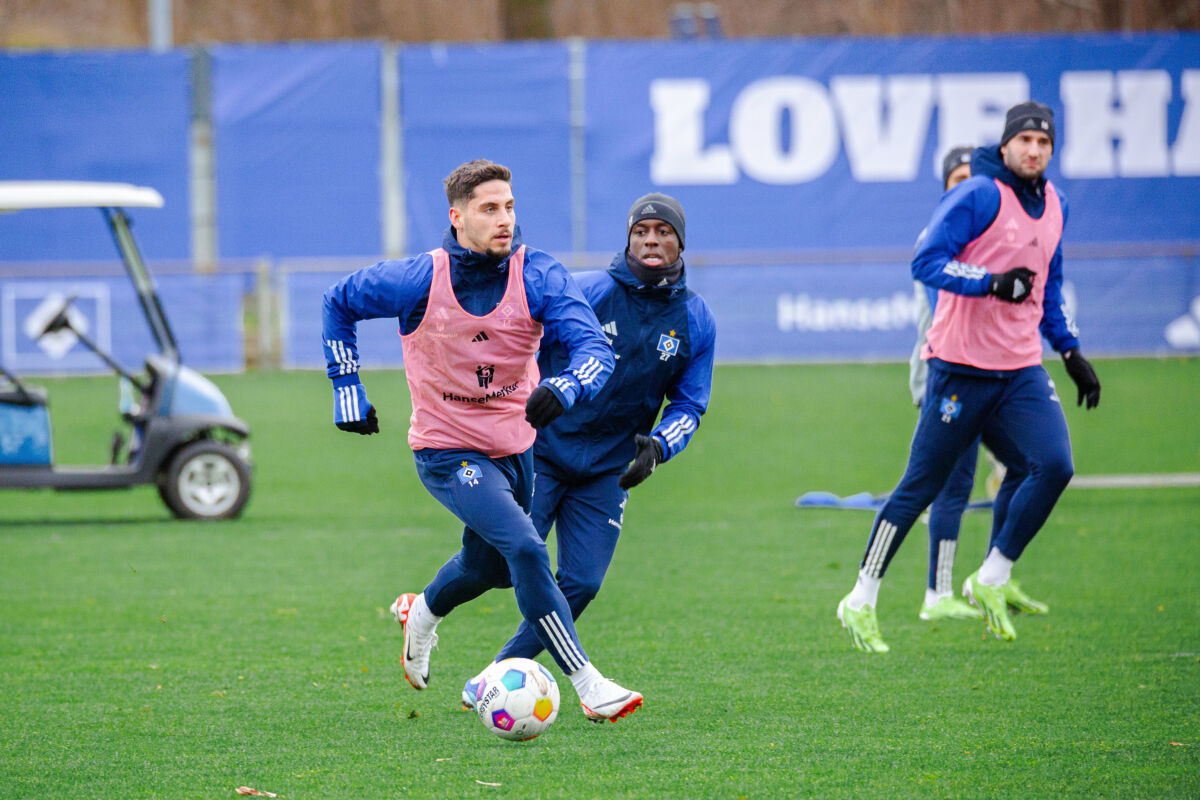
[1061,348,1101,409]
[336,405,380,434]
[525,385,565,429]
[987,267,1036,303]
[619,434,663,490]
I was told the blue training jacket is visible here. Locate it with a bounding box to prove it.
[534,252,716,478]
[911,145,1080,359]
[321,226,614,412]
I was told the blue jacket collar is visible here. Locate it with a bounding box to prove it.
[607,251,688,295]
[442,225,525,271]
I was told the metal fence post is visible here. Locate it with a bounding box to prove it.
[568,37,587,255]
[190,46,218,273]
[381,42,405,258]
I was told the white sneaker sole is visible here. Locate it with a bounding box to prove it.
[581,691,643,723]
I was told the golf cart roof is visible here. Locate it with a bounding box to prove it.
[0,181,164,212]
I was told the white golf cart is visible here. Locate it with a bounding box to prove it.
[0,181,252,519]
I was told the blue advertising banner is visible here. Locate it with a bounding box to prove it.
[0,274,244,374]
[401,42,573,254]
[211,43,383,259]
[584,34,1200,252]
[0,51,192,260]
[3,34,1196,264]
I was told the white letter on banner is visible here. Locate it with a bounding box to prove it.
[935,74,1028,179]
[650,79,738,185]
[1061,70,1172,178]
[831,75,934,181]
[729,77,839,184]
[1171,70,1200,176]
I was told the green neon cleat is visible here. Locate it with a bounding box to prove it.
[963,572,1017,641]
[919,595,984,621]
[1003,579,1049,615]
[837,595,890,653]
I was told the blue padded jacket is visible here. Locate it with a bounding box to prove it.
[534,252,716,478]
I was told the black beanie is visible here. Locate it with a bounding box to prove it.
[941,146,974,189]
[627,193,686,251]
[1001,101,1055,150]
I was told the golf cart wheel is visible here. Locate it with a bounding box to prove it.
[159,439,251,520]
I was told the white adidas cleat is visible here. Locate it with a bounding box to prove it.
[578,677,643,723]
[390,592,438,690]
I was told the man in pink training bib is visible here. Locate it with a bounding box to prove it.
[322,160,642,722]
[837,102,1102,652]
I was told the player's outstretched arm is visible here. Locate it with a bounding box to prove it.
[321,256,430,434]
[524,252,615,415]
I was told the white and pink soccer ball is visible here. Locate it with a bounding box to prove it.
[470,657,560,741]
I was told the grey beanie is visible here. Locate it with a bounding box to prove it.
[627,193,685,250]
[941,146,974,188]
[1001,101,1055,150]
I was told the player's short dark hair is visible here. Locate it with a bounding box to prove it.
[444,160,512,207]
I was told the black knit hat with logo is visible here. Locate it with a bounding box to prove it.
[627,192,686,251]
[1001,101,1056,150]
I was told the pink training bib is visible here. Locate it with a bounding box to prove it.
[924,179,1064,371]
[401,246,542,457]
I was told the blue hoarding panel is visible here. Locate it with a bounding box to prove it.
[283,270,406,370]
[690,261,921,362]
[211,43,382,259]
[401,42,573,254]
[0,51,192,260]
[282,253,1199,372]
[0,274,243,374]
[687,254,1200,362]
[584,33,1200,253]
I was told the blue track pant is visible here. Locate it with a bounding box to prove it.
[926,436,979,593]
[414,448,590,675]
[496,459,626,662]
[862,361,1073,579]
[926,438,1032,592]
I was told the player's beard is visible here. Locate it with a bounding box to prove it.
[460,217,512,259]
[485,241,512,259]
[1003,149,1049,182]
[1011,162,1046,181]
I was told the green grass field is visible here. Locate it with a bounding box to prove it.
[1,358,1197,799]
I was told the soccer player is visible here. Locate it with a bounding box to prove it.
[461,193,716,708]
[837,102,1102,652]
[909,146,987,624]
[321,159,643,721]
[911,148,1048,624]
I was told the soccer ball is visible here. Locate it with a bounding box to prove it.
[471,658,560,741]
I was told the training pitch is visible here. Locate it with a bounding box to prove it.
[1,359,1196,799]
